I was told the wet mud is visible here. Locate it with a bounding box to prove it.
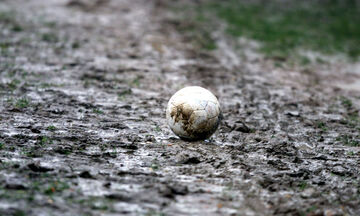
[0,0,360,215]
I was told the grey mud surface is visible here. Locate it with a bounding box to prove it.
[0,0,360,215]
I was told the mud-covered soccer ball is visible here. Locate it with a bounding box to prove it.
[166,86,221,140]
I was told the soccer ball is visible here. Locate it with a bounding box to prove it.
[166,86,221,140]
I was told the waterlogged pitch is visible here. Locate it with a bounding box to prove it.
[166,86,222,140]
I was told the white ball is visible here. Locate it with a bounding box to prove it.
[166,86,222,140]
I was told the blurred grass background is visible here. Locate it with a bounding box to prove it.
[195,0,360,61]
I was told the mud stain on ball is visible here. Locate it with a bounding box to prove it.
[170,103,220,140]
[170,103,194,131]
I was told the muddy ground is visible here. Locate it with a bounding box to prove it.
[0,0,360,215]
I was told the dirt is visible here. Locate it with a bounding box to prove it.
[0,0,360,216]
[169,102,217,141]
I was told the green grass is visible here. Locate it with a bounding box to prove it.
[347,151,355,156]
[298,181,307,191]
[93,108,104,114]
[0,11,14,22]
[131,76,142,87]
[47,125,57,131]
[11,24,23,32]
[7,79,21,90]
[41,33,58,43]
[306,205,318,214]
[15,97,30,109]
[44,181,69,195]
[336,134,360,147]
[316,121,328,132]
[70,196,115,213]
[0,41,11,56]
[38,136,52,146]
[0,41,11,50]
[146,211,166,216]
[117,88,132,100]
[154,125,161,132]
[24,146,43,158]
[0,10,23,32]
[343,112,360,129]
[340,96,353,108]
[204,0,360,60]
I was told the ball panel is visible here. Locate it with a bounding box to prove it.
[204,103,218,119]
[191,110,208,129]
[172,86,217,103]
